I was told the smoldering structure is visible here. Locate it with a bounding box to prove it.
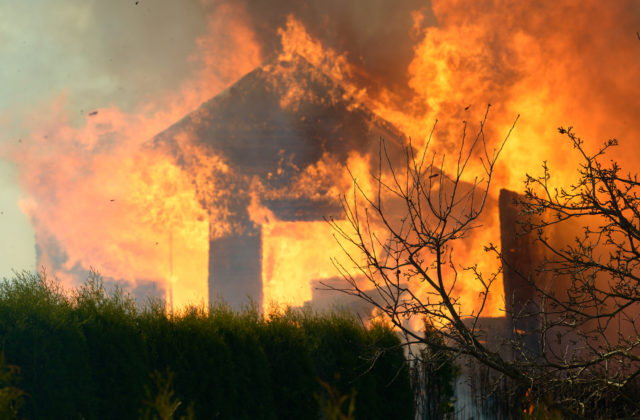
[499,189,543,353]
[150,49,548,343]
[152,53,405,309]
[149,50,575,417]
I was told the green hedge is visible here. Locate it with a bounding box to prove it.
[0,272,412,419]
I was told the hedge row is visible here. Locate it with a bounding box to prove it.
[0,272,412,419]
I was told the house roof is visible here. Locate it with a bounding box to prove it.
[152,53,405,222]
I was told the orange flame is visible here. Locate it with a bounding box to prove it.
[4,3,262,309]
[5,2,639,320]
[257,4,640,318]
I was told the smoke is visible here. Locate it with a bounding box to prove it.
[1,0,639,310]
[0,0,262,303]
[401,0,640,187]
[230,0,435,95]
[1,1,212,129]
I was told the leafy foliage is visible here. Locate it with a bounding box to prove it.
[0,271,412,419]
[315,378,356,420]
[139,370,194,420]
[0,352,24,418]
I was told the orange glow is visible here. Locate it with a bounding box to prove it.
[380,0,639,317]
[397,0,640,188]
[277,15,367,105]
[263,18,505,318]
[3,3,262,309]
[257,5,640,318]
[251,152,367,311]
[261,220,341,309]
[5,2,639,320]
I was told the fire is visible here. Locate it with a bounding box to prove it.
[10,106,211,308]
[261,220,343,309]
[3,3,262,309]
[401,0,640,188]
[266,17,506,317]
[4,2,638,319]
[260,2,640,317]
[384,0,640,317]
[256,152,373,311]
[277,15,367,105]
[128,155,209,310]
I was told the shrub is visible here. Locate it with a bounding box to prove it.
[0,272,413,419]
[0,271,93,419]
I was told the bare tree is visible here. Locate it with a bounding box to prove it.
[328,110,640,417]
[327,108,525,408]
[506,127,640,416]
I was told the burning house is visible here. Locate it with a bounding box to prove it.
[6,3,640,418]
[147,49,549,363]
[13,2,638,324]
[152,53,405,310]
[148,50,546,326]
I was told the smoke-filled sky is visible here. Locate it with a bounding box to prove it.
[0,0,435,278]
[0,0,433,138]
[1,0,638,294]
[1,0,209,277]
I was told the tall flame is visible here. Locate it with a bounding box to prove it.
[4,1,639,318]
[3,3,262,309]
